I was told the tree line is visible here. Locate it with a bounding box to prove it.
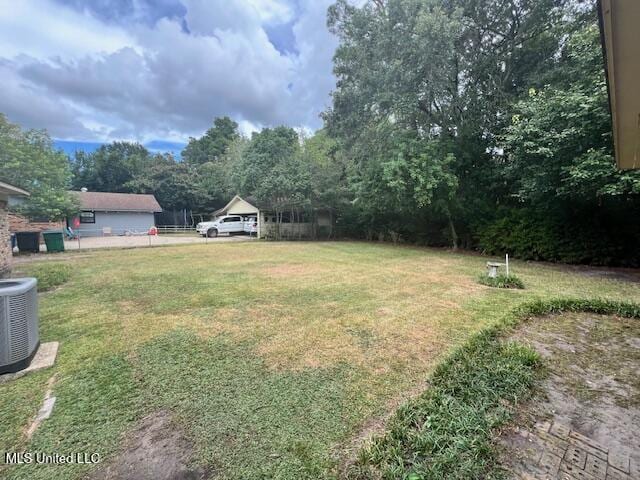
[324,0,640,265]
[68,118,340,226]
[2,0,639,265]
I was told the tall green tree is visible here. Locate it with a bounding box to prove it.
[326,0,574,247]
[236,127,309,205]
[301,130,349,209]
[485,23,640,265]
[0,114,78,219]
[503,25,640,203]
[182,117,239,166]
[126,159,209,213]
[70,141,154,193]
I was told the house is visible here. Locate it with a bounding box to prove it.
[0,181,29,277]
[212,195,333,239]
[598,0,640,170]
[69,190,162,237]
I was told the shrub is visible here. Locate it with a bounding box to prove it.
[478,273,525,289]
[475,205,640,267]
[23,263,72,291]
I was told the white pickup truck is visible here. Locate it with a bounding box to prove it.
[196,215,257,238]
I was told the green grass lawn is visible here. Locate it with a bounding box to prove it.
[2,241,640,479]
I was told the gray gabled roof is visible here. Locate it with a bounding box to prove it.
[72,191,162,212]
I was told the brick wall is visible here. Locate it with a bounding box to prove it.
[0,201,11,278]
[8,213,64,234]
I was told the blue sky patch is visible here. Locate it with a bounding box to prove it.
[265,20,299,56]
[55,139,186,159]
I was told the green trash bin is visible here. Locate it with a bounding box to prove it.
[43,230,65,253]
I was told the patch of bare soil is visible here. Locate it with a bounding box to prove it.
[90,411,208,480]
[12,253,94,264]
[498,312,640,479]
[553,264,640,283]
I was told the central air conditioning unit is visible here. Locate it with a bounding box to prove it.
[0,278,39,374]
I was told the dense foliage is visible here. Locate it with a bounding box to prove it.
[324,0,640,265]
[0,114,78,219]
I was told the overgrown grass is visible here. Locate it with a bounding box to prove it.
[15,263,72,291]
[348,298,640,479]
[2,243,640,479]
[478,273,525,289]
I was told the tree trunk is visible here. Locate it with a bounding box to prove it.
[448,214,458,250]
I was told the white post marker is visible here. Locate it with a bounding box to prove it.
[506,253,509,276]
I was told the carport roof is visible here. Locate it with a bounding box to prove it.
[73,191,162,212]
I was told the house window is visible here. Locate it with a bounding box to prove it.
[28,215,51,222]
[79,211,95,223]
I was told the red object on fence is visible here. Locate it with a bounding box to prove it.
[148,226,158,236]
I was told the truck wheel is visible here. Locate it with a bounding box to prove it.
[207,228,218,238]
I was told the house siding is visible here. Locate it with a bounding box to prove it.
[73,211,156,237]
[227,198,259,215]
[0,200,11,278]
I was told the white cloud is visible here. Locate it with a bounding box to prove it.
[0,1,135,59]
[0,0,337,142]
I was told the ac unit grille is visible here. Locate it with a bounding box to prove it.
[8,293,29,362]
[0,278,39,372]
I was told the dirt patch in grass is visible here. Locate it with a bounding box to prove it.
[261,262,329,278]
[553,264,640,283]
[90,411,208,480]
[498,312,640,478]
[252,307,450,374]
[249,259,483,372]
[12,253,94,265]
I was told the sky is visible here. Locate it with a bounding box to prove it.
[0,0,339,155]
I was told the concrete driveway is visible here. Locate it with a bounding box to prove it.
[58,234,253,251]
